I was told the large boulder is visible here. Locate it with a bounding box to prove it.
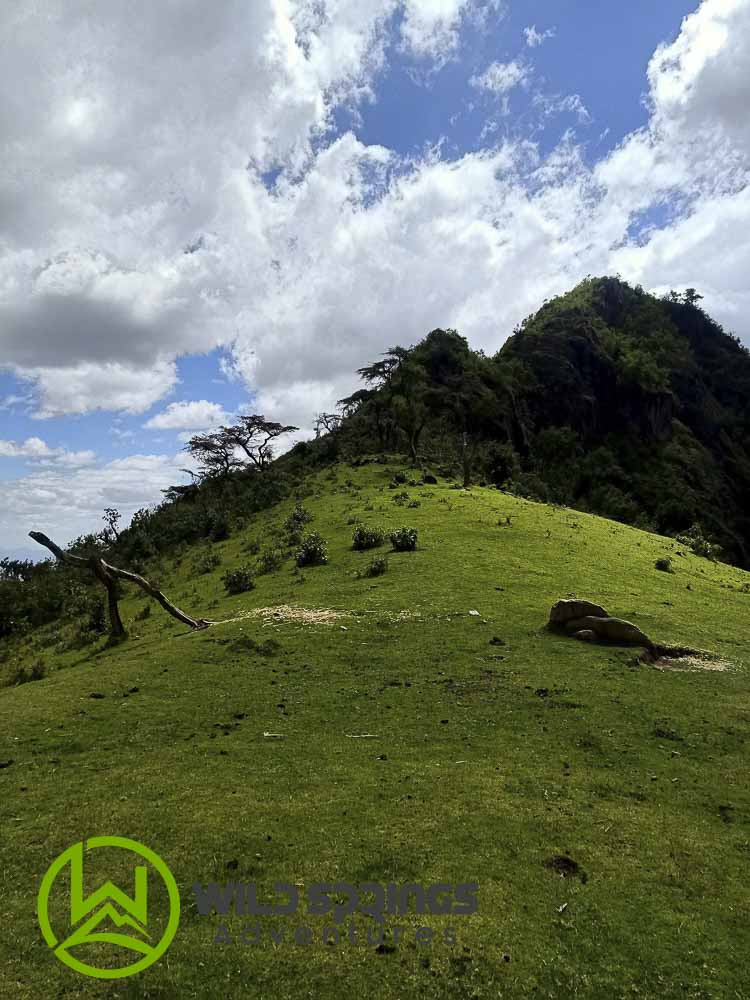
[564,616,652,648]
[549,599,609,626]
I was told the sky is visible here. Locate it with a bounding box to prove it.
[2,0,750,559]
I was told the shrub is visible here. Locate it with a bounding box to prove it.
[295,532,328,567]
[134,604,151,621]
[194,550,221,575]
[655,557,673,573]
[352,525,385,551]
[85,598,107,635]
[390,527,418,552]
[675,523,722,561]
[12,659,46,685]
[243,539,261,556]
[284,502,313,535]
[257,548,285,575]
[358,555,388,578]
[208,510,231,542]
[222,567,256,595]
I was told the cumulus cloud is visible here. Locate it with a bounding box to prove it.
[2,0,750,554]
[400,0,505,62]
[0,437,96,467]
[144,400,232,432]
[1,454,188,554]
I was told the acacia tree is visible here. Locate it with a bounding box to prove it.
[184,430,241,479]
[28,531,211,641]
[222,415,298,470]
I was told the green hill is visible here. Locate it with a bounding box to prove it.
[332,277,750,568]
[2,463,749,998]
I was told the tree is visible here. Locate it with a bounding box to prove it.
[102,507,121,542]
[314,413,343,438]
[184,430,241,480]
[222,415,298,471]
[29,531,212,641]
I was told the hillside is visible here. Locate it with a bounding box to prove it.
[331,278,750,568]
[2,463,750,998]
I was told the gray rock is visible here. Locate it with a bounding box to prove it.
[573,629,597,642]
[564,616,652,648]
[549,599,609,626]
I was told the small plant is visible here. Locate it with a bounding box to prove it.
[12,659,46,685]
[207,510,230,542]
[352,525,385,551]
[284,502,313,535]
[390,527,418,552]
[257,548,285,575]
[358,555,389,578]
[295,532,328,567]
[407,500,421,509]
[194,550,221,575]
[222,567,256,595]
[243,538,261,556]
[655,557,673,573]
[392,490,410,505]
[675,523,722,561]
[134,604,151,621]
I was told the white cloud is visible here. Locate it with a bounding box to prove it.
[2,0,750,554]
[524,24,555,48]
[144,399,232,432]
[470,59,529,96]
[1,453,188,553]
[0,437,96,467]
[400,0,505,63]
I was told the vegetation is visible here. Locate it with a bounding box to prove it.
[1,463,749,998]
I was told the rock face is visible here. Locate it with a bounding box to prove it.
[565,616,653,648]
[549,599,609,626]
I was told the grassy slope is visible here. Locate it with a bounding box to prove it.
[1,462,749,999]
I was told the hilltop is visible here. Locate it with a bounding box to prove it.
[1,463,749,997]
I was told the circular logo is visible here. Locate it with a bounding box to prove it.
[37,836,180,980]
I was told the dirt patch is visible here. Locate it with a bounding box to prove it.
[544,855,587,882]
[219,605,351,626]
[643,648,734,672]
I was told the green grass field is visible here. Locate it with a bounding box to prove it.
[2,462,749,999]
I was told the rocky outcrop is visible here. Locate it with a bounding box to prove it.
[549,599,610,626]
[548,599,653,648]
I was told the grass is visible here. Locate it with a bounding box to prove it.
[1,462,749,998]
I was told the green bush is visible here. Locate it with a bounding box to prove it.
[390,527,418,552]
[222,567,256,595]
[284,502,313,535]
[675,523,722,561]
[194,550,221,575]
[257,548,286,574]
[352,526,385,551]
[295,532,328,567]
[358,555,388,578]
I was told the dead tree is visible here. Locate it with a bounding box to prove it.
[29,531,212,640]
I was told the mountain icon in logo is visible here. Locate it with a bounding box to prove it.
[37,836,180,980]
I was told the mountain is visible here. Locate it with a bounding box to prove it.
[331,277,750,567]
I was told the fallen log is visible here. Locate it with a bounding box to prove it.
[29,531,212,640]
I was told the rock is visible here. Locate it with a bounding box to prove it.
[564,616,652,648]
[573,629,597,642]
[549,599,609,626]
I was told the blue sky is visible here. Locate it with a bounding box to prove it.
[2,0,749,557]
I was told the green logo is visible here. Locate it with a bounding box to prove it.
[37,836,180,979]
